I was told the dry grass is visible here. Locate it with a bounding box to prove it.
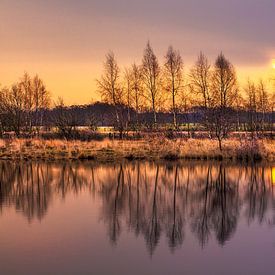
[0,137,273,162]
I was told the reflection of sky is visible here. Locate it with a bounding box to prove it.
[1,0,275,104]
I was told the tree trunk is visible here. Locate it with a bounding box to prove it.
[218,137,222,151]
[152,98,157,126]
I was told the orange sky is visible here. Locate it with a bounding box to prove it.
[0,0,274,105]
[0,61,274,105]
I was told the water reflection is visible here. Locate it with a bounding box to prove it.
[0,161,274,254]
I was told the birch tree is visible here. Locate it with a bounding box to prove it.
[142,42,161,125]
[164,46,183,129]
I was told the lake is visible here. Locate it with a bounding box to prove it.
[0,161,274,275]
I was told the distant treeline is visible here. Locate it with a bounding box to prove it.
[42,102,273,128]
[0,99,273,138]
[0,42,274,146]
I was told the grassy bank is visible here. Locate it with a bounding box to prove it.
[0,137,274,162]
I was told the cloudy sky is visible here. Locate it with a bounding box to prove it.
[1,0,274,104]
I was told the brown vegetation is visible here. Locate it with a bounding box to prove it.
[0,137,273,162]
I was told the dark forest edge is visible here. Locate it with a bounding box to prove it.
[0,42,274,160]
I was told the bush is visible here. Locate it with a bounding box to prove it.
[236,138,262,161]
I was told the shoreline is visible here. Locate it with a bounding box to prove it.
[0,137,274,163]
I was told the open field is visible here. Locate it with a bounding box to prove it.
[0,137,274,162]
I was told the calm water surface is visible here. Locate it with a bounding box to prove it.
[0,161,275,275]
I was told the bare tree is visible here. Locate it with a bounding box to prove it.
[257,80,269,133]
[244,80,257,135]
[142,42,161,126]
[189,52,212,108]
[233,89,245,132]
[0,84,25,136]
[32,75,51,134]
[53,97,78,139]
[212,53,237,108]
[203,54,238,150]
[0,74,51,136]
[204,107,235,150]
[19,72,34,132]
[130,63,143,127]
[97,52,124,135]
[124,68,132,130]
[164,46,183,129]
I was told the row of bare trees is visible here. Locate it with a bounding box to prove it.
[0,73,51,136]
[0,44,274,140]
[97,42,274,142]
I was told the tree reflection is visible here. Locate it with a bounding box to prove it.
[0,162,52,221]
[191,166,212,247]
[145,165,161,255]
[210,165,239,245]
[0,161,274,254]
[166,166,183,251]
[244,166,271,224]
